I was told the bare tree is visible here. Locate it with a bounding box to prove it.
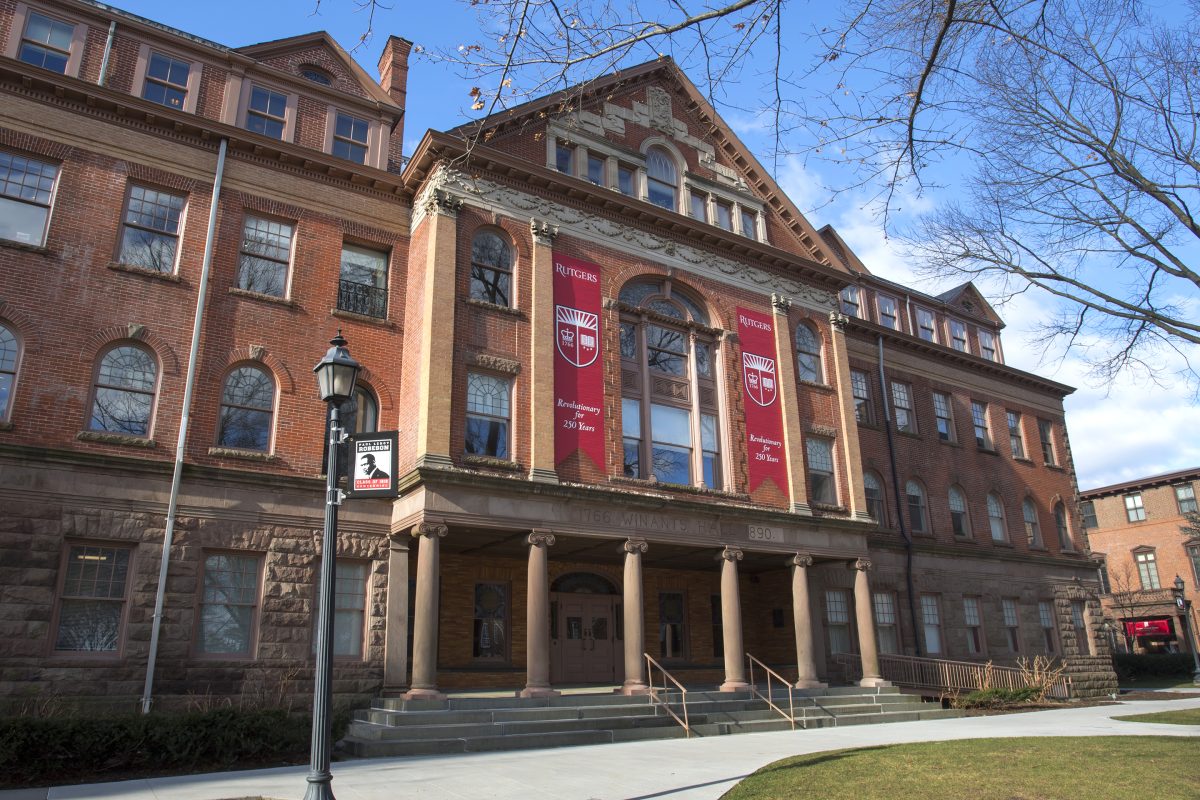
[1105,560,1143,652]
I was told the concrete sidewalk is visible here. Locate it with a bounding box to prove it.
[6,697,1199,800]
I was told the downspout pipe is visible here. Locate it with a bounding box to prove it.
[98,21,116,86]
[877,334,922,656]
[140,137,228,714]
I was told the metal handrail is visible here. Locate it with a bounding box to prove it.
[832,651,1073,699]
[746,653,797,729]
[644,653,691,737]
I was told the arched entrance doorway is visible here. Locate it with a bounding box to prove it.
[550,572,622,684]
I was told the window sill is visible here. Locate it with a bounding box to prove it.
[977,447,1000,456]
[1029,544,1048,552]
[1044,463,1064,472]
[0,421,12,431]
[228,286,296,307]
[608,474,751,501]
[810,502,847,514]
[1013,456,1035,465]
[0,239,51,254]
[108,262,182,282]
[208,446,276,462]
[798,380,834,392]
[938,438,960,447]
[895,429,922,440]
[463,454,524,472]
[464,297,524,318]
[332,308,393,327]
[991,539,1014,548]
[76,430,156,448]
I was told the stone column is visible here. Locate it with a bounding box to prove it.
[405,523,447,700]
[520,530,559,697]
[381,532,410,695]
[718,546,750,692]
[620,538,649,695]
[851,558,890,688]
[527,219,560,483]
[829,312,871,522]
[789,554,827,689]
[770,294,812,515]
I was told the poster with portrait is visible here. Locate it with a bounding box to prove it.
[346,431,398,498]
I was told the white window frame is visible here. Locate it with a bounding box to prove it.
[915,306,938,342]
[1124,493,1146,522]
[877,295,899,330]
[948,319,968,352]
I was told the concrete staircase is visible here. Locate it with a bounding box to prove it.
[341,686,962,758]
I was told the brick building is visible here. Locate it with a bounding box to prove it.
[0,0,1114,713]
[1082,468,1200,655]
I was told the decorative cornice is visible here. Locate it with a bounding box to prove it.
[414,183,463,225]
[621,537,649,555]
[789,553,814,568]
[719,546,744,562]
[530,218,559,246]
[527,530,556,547]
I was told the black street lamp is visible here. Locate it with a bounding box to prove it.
[1171,575,1200,686]
[306,331,360,800]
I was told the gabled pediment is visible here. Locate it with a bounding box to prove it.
[237,32,399,109]
[936,281,1004,327]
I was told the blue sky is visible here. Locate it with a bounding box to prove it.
[110,0,1200,490]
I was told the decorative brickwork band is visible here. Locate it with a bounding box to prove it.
[530,218,559,245]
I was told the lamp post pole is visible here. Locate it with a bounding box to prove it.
[1172,576,1200,686]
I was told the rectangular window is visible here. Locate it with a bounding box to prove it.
[1188,546,1200,589]
[338,244,389,319]
[1037,419,1057,465]
[586,154,605,185]
[237,215,293,297]
[825,589,852,655]
[142,51,191,110]
[891,381,916,434]
[53,543,132,653]
[326,560,368,658]
[473,582,509,660]
[555,141,573,174]
[971,400,991,449]
[617,164,635,195]
[949,320,968,352]
[658,591,686,659]
[622,397,641,479]
[851,369,873,424]
[963,597,984,655]
[710,595,723,658]
[465,372,511,459]
[877,296,899,330]
[916,308,937,342]
[1038,600,1058,653]
[1002,598,1021,652]
[332,111,370,163]
[1135,551,1160,590]
[840,287,861,318]
[807,436,836,505]
[740,208,757,239]
[700,413,720,490]
[978,329,998,362]
[0,151,59,246]
[119,185,185,273]
[1176,484,1198,515]
[713,201,732,230]
[1098,560,1111,594]
[920,595,942,654]
[650,403,692,485]
[246,85,288,139]
[932,392,954,442]
[18,11,73,73]
[196,553,260,656]
[1125,493,1146,522]
[689,191,707,221]
[1007,410,1026,459]
[1070,600,1091,656]
[874,592,899,654]
[1080,500,1097,529]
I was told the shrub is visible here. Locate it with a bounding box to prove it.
[954,686,1041,709]
[1113,653,1196,681]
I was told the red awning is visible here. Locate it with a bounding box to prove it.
[1125,619,1173,637]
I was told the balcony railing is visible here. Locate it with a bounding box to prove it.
[337,279,387,319]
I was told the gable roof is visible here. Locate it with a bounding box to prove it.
[236,31,400,109]
[935,282,1004,326]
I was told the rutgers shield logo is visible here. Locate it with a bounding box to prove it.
[556,305,599,368]
[742,352,778,407]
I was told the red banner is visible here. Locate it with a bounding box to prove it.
[553,253,605,469]
[1125,619,1173,638]
[736,307,788,495]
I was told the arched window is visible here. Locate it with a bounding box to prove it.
[218,365,275,451]
[0,322,19,422]
[470,229,514,307]
[645,147,678,211]
[948,485,971,538]
[863,470,885,525]
[619,277,720,488]
[905,480,928,533]
[353,385,378,434]
[1054,502,1072,550]
[89,344,158,436]
[466,372,511,458]
[795,324,823,383]
[1023,499,1042,547]
[987,493,1008,542]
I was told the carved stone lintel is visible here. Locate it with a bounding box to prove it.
[771,293,791,314]
[718,546,744,562]
[127,322,145,340]
[621,538,649,555]
[530,218,559,246]
[527,530,556,548]
[411,522,448,540]
[852,557,872,572]
[423,188,463,219]
[829,311,850,332]
[789,553,814,569]
[466,351,521,375]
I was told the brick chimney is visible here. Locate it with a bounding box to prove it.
[378,36,412,171]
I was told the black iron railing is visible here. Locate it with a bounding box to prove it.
[337,279,387,319]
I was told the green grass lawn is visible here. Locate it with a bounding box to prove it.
[1114,708,1200,725]
[720,737,1199,800]
[1119,677,1200,690]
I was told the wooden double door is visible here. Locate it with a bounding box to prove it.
[550,592,623,685]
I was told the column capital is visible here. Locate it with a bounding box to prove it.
[411,522,448,539]
[530,218,559,245]
[423,189,463,219]
[621,537,649,555]
[718,546,744,562]
[527,530,556,548]
[851,557,872,572]
[829,311,850,332]
[770,293,792,315]
[789,553,814,569]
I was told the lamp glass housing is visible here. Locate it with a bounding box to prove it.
[313,333,361,403]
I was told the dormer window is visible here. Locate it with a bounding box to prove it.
[246,85,288,139]
[332,112,369,164]
[646,147,678,211]
[18,11,73,73]
[300,67,333,86]
[142,52,190,110]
